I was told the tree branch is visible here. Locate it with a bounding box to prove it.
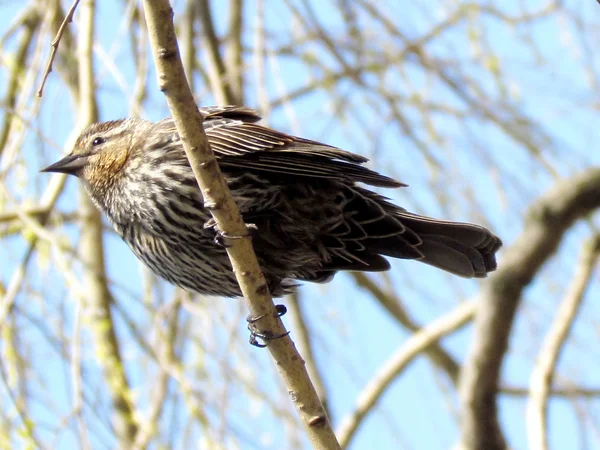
[141,2,340,448]
[458,168,600,450]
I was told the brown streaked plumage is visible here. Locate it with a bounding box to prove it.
[42,106,502,297]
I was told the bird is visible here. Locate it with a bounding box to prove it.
[42,106,502,297]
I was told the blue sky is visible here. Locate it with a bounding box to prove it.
[1,1,600,449]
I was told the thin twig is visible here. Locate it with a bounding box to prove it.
[37,0,80,97]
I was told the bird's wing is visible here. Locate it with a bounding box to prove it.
[197,106,404,188]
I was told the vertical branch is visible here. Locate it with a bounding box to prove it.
[141,2,341,449]
[197,0,236,104]
[75,0,138,444]
[129,3,148,117]
[0,7,40,154]
[225,0,244,104]
[253,0,270,120]
[179,0,196,90]
[527,236,600,450]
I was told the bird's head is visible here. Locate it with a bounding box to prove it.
[41,119,145,196]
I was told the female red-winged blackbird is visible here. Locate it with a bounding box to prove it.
[42,106,501,297]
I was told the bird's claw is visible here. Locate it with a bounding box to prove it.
[246,304,287,323]
[213,232,232,248]
[247,304,288,348]
[203,218,217,230]
[210,223,258,248]
[248,329,290,348]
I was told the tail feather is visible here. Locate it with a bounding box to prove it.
[417,235,490,277]
[321,190,501,278]
[393,214,501,278]
[363,235,424,260]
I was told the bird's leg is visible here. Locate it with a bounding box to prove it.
[247,304,288,348]
[204,220,258,248]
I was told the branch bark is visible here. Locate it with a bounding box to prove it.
[141,2,340,449]
[458,168,600,450]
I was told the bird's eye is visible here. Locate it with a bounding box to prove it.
[92,137,105,146]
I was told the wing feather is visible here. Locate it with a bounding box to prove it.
[159,106,405,188]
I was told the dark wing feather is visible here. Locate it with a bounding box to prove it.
[200,105,263,123]
[199,106,404,188]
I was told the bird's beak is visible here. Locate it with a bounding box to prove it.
[40,154,88,176]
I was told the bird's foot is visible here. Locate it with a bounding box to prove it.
[207,222,258,248]
[247,304,288,348]
[247,304,287,323]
